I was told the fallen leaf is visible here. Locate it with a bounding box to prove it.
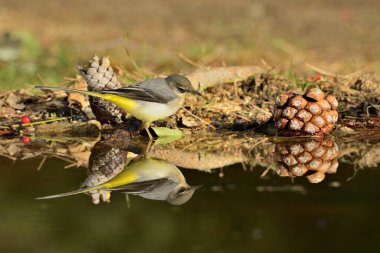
[68,93,88,109]
[181,116,202,128]
[152,127,184,145]
[5,93,25,110]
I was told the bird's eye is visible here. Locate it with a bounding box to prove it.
[178,187,187,193]
[178,87,186,93]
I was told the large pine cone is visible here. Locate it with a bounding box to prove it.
[275,138,339,183]
[78,55,127,125]
[81,143,125,204]
[274,88,339,135]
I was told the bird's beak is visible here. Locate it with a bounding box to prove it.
[189,88,202,96]
[191,185,203,190]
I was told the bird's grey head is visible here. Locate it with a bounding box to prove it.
[166,74,201,95]
[167,184,202,205]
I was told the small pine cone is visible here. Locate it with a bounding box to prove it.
[327,160,339,174]
[306,88,325,101]
[321,124,334,134]
[303,122,320,134]
[317,99,331,110]
[277,165,291,177]
[321,110,338,124]
[90,97,127,125]
[296,109,313,122]
[282,107,298,119]
[78,55,127,125]
[282,154,298,166]
[81,143,125,204]
[296,151,313,163]
[289,118,304,131]
[303,140,320,152]
[287,143,304,155]
[307,171,325,183]
[310,145,327,157]
[307,157,323,171]
[326,95,338,110]
[276,118,289,130]
[78,55,121,90]
[289,96,307,110]
[305,102,322,115]
[319,160,332,173]
[275,94,290,107]
[274,88,339,135]
[290,164,308,176]
[311,115,326,128]
[274,137,339,183]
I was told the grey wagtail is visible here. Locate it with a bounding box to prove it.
[36,74,200,139]
[37,157,201,205]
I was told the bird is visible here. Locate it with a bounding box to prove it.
[37,157,201,205]
[36,74,200,139]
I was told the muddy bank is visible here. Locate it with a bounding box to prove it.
[1,63,380,137]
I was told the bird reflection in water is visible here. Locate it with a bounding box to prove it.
[274,137,339,183]
[38,142,200,205]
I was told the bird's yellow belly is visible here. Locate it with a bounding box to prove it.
[132,99,183,122]
[101,94,183,123]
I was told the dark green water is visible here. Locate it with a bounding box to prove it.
[0,139,380,253]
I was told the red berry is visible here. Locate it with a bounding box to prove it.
[21,116,31,124]
[21,136,31,144]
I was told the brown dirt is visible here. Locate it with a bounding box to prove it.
[1,64,379,138]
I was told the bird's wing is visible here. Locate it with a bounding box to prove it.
[109,178,169,193]
[99,78,178,103]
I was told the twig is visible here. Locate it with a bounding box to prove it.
[260,167,271,178]
[241,162,248,171]
[124,47,152,79]
[64,162,79,169]
[64,76,91,85]
[125,194,131,209]
[248,137,268,154]
[50,154,75,163]
[260,59,273,70]
[119,65,144,82]
[36,156,47,171]
[0,153,17,161]
[180,137,210,151]
[178,53,204,68]
[305,63,342,78]
[233,113,251,122]
[37,74,48,86]
[63,77,79,81]
[233,80,240,99]
[11,117,68,128]
[251,105,272,116]
[21,154,42,160]
[180,106,216,129]
[219,167,224,178]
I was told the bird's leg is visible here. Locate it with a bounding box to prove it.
[143,122,153,140]
[146,127,153,140]
[143,139,153,157]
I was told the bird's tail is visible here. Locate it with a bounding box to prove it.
[35,86,103,98]
[36,185,101,200]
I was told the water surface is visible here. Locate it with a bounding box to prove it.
[0,135,379,253]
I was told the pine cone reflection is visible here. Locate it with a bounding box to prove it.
[275,138,339,183]
[81,143,125,204]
